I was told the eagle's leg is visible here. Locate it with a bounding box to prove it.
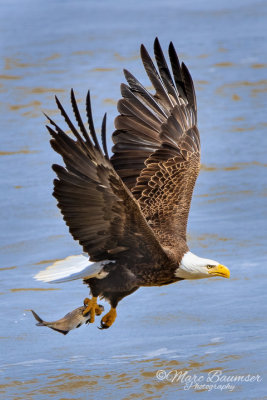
[98,286,140,329]
[82,297,104,323]
[99,307,117,329]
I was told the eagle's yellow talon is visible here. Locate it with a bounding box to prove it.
[100,307,117,329]
[82,297,104,323]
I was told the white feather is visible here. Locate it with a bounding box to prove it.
[34,254,111,283]
[175,251,218,279]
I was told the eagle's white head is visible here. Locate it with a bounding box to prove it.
[175,251,230,280]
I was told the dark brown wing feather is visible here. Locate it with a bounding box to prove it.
[111,38,200,247]
[47,90,169,266]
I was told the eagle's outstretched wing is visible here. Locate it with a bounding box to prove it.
[111,38,200,247]
[47,90,169,265]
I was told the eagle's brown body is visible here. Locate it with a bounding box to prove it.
[45,38,202,326]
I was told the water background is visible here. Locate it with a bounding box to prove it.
[0,0,267,398]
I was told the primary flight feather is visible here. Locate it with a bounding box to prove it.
[34,38,229,333]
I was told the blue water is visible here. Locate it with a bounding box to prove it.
[0,1,267,399]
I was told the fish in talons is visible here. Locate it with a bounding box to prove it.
[31,304,104,335]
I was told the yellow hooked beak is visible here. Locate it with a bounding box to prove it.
[208,264,230,279]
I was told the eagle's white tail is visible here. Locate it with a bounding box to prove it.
[34,254,110,283]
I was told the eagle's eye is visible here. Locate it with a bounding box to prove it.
[207,265,214,269]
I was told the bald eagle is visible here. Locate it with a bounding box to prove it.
[35,38,230,331]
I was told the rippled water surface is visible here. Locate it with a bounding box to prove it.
[1,1,267,399]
